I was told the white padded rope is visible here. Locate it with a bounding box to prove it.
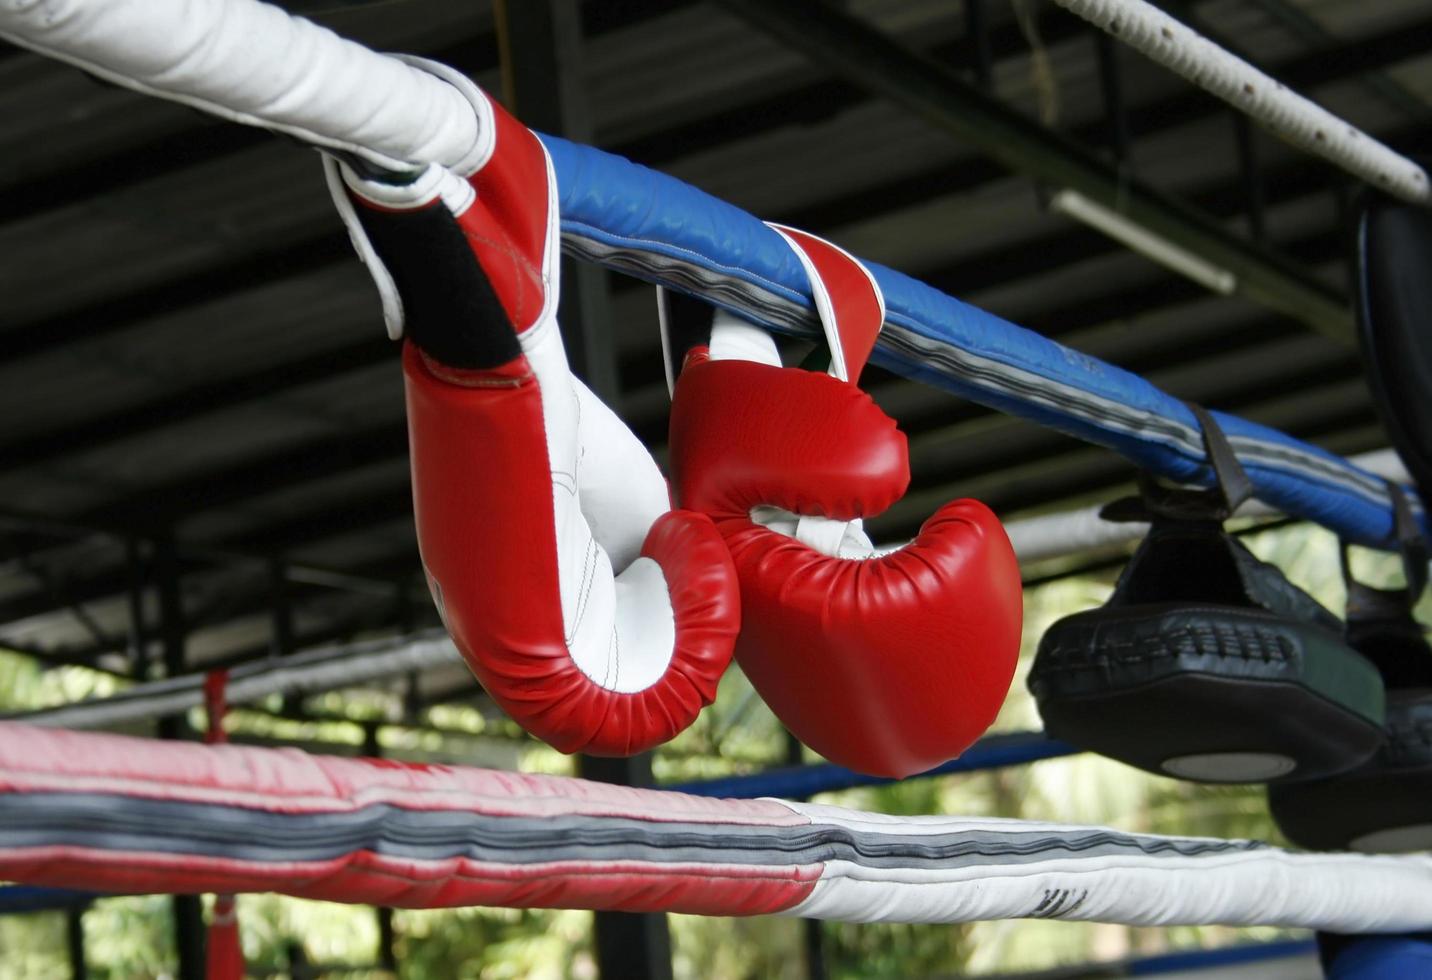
[0,0,483,172]
[777,802,1432,931]
[1051,0,1429,205]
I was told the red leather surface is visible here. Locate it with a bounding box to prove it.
[770,225,882,381]
[722,500,1021,778]
[670,353,909,521]
[670,358,1022,778]
[405,345,737,756]
[462,98,551,331]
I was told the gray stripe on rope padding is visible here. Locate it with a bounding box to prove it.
[0,794,1260,869]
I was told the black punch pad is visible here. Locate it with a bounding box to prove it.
[1270,689,1432,851]
[1357,193,1432,501]
[1028,407,1385,784]
[1270,521,1432,852]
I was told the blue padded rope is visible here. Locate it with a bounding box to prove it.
[541,134,1421,550]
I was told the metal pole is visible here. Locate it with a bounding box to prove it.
[494,0,620,400]
[66,906,88,980]
[1094,30,1130,166]
[124,537,151,680]
[786,734,828,980]
[495,5,669,973]
[363,723,401,976]
[579,753,675,980]
[495,1,667,974]
[154,533,206,980]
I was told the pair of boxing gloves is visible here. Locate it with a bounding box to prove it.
[326,63,1022,778]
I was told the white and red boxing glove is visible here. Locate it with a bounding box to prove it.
[666,227,1023,778]
[324,63,739,756]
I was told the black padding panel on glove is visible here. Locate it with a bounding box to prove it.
[354,200,522,370]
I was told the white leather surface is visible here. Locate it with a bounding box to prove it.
[516,147,677,695]
[523,313,677,695]
[572,377,671,574]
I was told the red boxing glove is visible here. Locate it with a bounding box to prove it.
[325,63,738,756]
[668,227,1022,777]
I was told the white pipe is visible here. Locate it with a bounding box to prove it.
[6,628,461,730]
[1007,447,1412,565]
[1050,189,1238,295]
[1051,0,1429,205]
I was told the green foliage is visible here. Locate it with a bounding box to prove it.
[0,651,125,714]
[0,910,68,980]
[392,907,593,980]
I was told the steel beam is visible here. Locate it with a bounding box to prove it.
[84,421,409,529]
[712,0,1352,340]
[3,338,392,471]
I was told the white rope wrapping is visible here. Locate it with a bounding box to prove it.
[1051,0,1430,205]
[0,0,483,172]
[5,629,461,730]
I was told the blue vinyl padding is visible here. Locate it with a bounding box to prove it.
[1128,938,1317,975]
[1326,936,1432,979]
[540,134,1421,550]
[668,730,1078,798]
[0,885,97,914]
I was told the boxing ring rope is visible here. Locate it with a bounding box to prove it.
[4,0,1432,941]
[1049,0,1430,206]
[1,721,1430,930]
[0,0,1423,554]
